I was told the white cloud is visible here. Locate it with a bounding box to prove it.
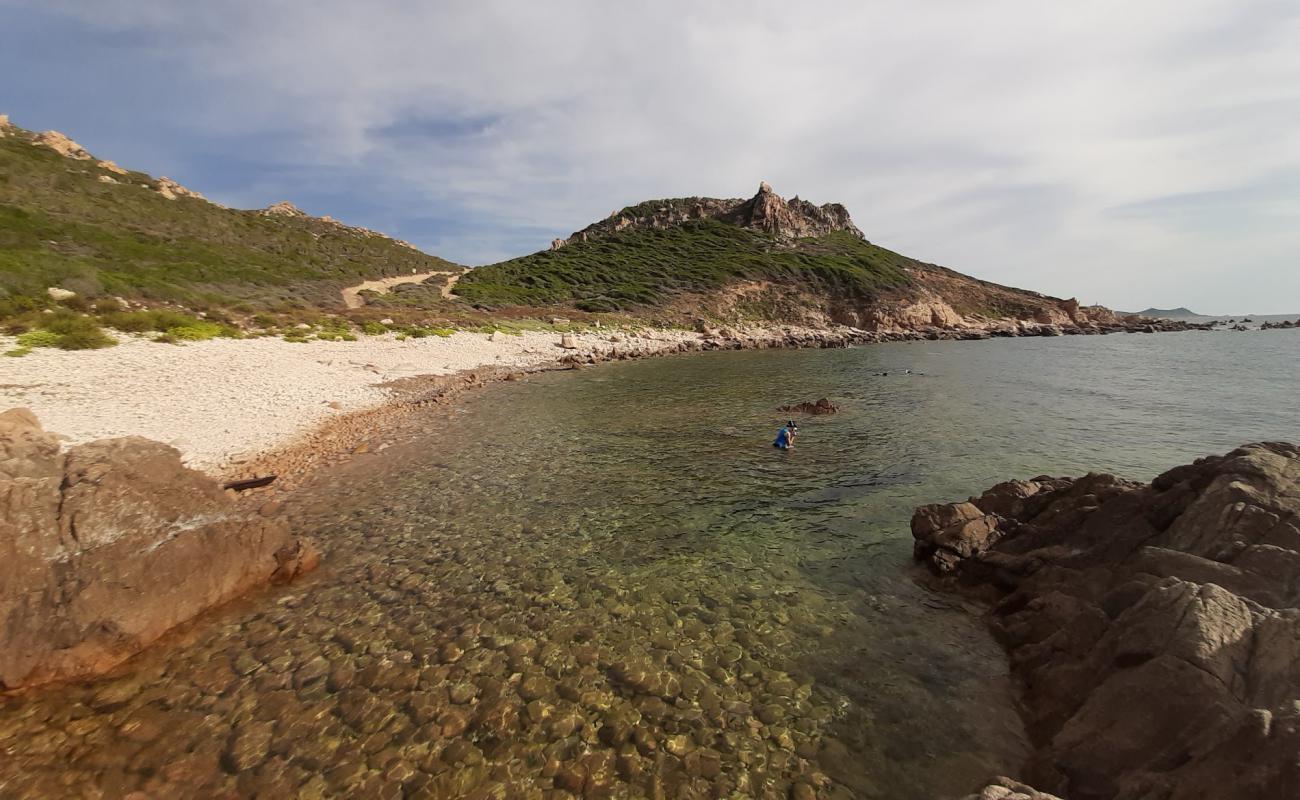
[14,0,1300,311]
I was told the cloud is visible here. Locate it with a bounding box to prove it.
[4,0,1299,311]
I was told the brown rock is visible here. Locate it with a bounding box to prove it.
[0,409,320,690]
[777,397,838,415]
[915,443,1300,799]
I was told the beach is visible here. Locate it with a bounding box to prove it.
[0,328,713,474]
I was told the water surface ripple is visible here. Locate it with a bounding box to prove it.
[2,330,1297,799]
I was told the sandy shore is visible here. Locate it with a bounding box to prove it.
[0,328,704,474]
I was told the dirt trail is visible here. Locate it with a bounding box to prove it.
[439,271,463,299]
[340,271,459,308]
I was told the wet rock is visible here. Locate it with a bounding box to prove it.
[777,398,838,415]
[223,721,274,772]
[438,708,471,738]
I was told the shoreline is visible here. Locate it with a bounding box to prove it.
[1,318,1207,491]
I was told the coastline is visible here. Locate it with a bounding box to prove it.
[1,318,1206,491]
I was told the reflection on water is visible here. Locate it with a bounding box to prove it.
[2,330,1297,799]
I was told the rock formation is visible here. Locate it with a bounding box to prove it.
[719,181,863,240]
[912,443,1300,799]
[155,176,207,202]
[557,182,863,247]
[33,129,92,159]
[0,408,319,690]
[777,398,839,415]
[262,200,308,217]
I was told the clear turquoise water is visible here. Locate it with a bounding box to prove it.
[2,329,1296,799]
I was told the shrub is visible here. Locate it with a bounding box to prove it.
[99,310,159,333]
[4,347,31,357]
[361,321,389,336]
[55,326,117,350]
[165,322,224,341]
[430,327,455,337]
[16,330,62,348]
[41,311,99,335]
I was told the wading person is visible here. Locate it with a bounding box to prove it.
[773,420,798,450]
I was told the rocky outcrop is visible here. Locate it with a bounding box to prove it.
[1261,319,1299,330]
[913,443,1300,799]
[558,182,863,246]
[718,181,863,240]
[155,176,207,202]
[0,408,319,690]
[34,130,92,159]
[777,398,838,415]
[262,200,308,217]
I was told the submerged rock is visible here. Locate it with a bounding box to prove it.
[0,407,319,690]
[777,397,839,415]
[915,443,1300,799]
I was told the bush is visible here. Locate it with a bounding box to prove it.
[16,330,62,348]
[55,326,117,350]
[4,347,31,357]
[361,321,389,336]
[17,315,117,350]
[41,311,99,335]
[99,310,159,333]
[165,322,224,341]
[430,327,455,337]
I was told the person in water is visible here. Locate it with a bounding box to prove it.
[773,420,798,450]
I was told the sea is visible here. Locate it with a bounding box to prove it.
[2,328,1297,798]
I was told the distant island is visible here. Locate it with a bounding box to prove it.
[1133,307,1200,318]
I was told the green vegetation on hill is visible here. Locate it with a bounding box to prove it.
[455,219,914,311]
[0,128,459,317]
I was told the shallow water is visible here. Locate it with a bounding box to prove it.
[2,329,1298,799]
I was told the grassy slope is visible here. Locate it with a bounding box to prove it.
[455,219,915,312]
[0,129,459,313]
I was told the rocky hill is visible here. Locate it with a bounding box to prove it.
[456,182,1152,336]
[0,115,461,317]
[1133,307,1199,318]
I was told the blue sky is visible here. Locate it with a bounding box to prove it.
[3,0,1299,313]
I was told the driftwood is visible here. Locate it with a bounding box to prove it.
[221,475,277,492]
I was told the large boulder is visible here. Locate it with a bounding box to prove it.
[916,443,1300,800]
[0,408,318,689]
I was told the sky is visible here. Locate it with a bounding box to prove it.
[2,1,1298,314]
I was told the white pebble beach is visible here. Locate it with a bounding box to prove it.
[0,329,700,474]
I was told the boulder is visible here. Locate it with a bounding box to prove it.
[34,129,92,159]
[777,397,839,415]
[913,443,1300,799]
[0,408,319,690]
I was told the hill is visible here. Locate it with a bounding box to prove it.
[456,182,1121,332]
[1134,307,1199,318]
[0,115,461,320]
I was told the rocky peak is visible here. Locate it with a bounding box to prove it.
[720,182,864,240]
[554,182,864,248]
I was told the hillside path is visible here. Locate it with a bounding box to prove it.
[340,271,460,308]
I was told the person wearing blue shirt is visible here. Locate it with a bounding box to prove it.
[773,420,798,450]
